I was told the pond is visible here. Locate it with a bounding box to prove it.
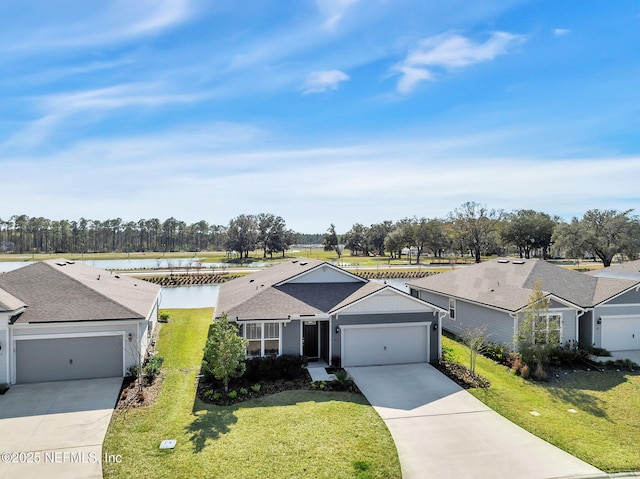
[160,284,219,309]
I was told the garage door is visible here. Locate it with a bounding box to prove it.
[16,335,123,383]
[342,323,430,367]
[601,316,640,351]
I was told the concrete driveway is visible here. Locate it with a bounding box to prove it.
[347,364,603,479]
[0,378,122,479]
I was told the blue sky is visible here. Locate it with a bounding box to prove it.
[1,0,639,232]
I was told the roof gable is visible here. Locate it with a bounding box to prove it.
[0,287,26,311]
[277,262,365,285]
[332,285,445,315]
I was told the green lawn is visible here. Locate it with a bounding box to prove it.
[103,308,400,479]
[444,336,640,473]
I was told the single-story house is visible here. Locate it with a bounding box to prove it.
[215,258,446,367]
[0,259,161,384]
[407,258,640,354]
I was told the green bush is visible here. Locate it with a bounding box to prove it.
[239,387,248,396]
[143,355,164,381]
[251,384,261,393]
[244,355,308,382]
[158,311,171,323]
[549,341,590,366]
[483,342,510,364]
[228,390,238,399]
[333,369,353,390]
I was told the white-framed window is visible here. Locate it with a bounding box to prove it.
[244,322,280,357]
[533,313,562,345]
[449,298,456,320]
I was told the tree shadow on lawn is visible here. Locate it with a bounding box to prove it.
[186,390,367,453]
[544,371,629,419]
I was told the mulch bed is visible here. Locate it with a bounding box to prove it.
[197,370,360,407]
[115,375,164,410]
[436,360,491,389]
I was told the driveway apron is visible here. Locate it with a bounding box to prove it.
[0,378,121,479]
[347,363,603,479]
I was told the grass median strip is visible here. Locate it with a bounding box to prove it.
[103,308,400,479]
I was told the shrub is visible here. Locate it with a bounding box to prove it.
[549,340,589,366]
[239,387,248,396]
[333,369,353,390]
[158,311,171,323]
[228,390,238,399]
[588,346,611,357]
[520,364,530,379]
[244,355,308,382]
[201,314,248,392]
[483,342,509,364]
[251,384,261,393]
[143,355,164,381]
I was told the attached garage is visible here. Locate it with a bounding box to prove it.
[340,322,431,367]
[601,316,640,351]
[15,334,124,384]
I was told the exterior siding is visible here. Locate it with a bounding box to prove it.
[603,287,640,306]
[338,289,432,314]
[413,290,449,310]
[579,310,593,347]
[0,326,7,384]
[286,266,360,284]
[333,312,439,363]
[281,320,301,355]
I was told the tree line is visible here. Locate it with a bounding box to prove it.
[1,203,638,267]
[323,202,640,267]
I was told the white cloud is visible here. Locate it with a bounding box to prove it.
[395,31,526,93]
[2,0,195,53]
[553,28,571,36]
[1,84,205,152]
[303,69,350,94]
[316,0,360,30]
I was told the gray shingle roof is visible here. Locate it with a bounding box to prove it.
[587,260,640,281]
[0,287,26,311]
[0,259,160,323]
[407,258,638,311]
[216,259,388,320]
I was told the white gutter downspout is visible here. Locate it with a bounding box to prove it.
[509,312,518,350]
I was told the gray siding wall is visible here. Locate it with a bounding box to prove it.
[333,312,439,363]
[604,288,640,305]
[0,328,7,384]
[413,290,449,310]
[579,310,593,347]
[281,320,301,355]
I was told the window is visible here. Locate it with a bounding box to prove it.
[449,298,456,320]
[533,314,562,345]
[244,322,280,357]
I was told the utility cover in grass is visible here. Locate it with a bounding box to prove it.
[160,440,177,449]
[568,408,577,413]
[530,411,541,416]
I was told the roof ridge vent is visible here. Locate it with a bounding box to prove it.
[497,259,510,264]
[512,260,525,265]
[300,261,308,265]
[292,260,298,263]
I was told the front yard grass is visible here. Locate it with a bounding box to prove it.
[103,308,400,479]
[443,336,640,473]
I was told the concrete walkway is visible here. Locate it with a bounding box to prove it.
[347,364,603,479]
[0,378,122,479]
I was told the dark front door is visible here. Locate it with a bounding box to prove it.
[303,321,319,358]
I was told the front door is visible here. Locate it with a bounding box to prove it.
[303,321,319,358]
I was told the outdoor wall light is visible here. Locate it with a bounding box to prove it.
[433,323,438,330]
[335,327,340,334]
[596,318,602,325]
[127,333,133,342]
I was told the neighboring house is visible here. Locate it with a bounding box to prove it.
[407,258,640,355]
[215,258,446,367]
[0,259,161,384]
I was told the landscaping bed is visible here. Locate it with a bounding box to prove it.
[435,360,490,389]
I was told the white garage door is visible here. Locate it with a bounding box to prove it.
[342,323,430,367]
[16,335,124,383]
[601,316,640,351]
